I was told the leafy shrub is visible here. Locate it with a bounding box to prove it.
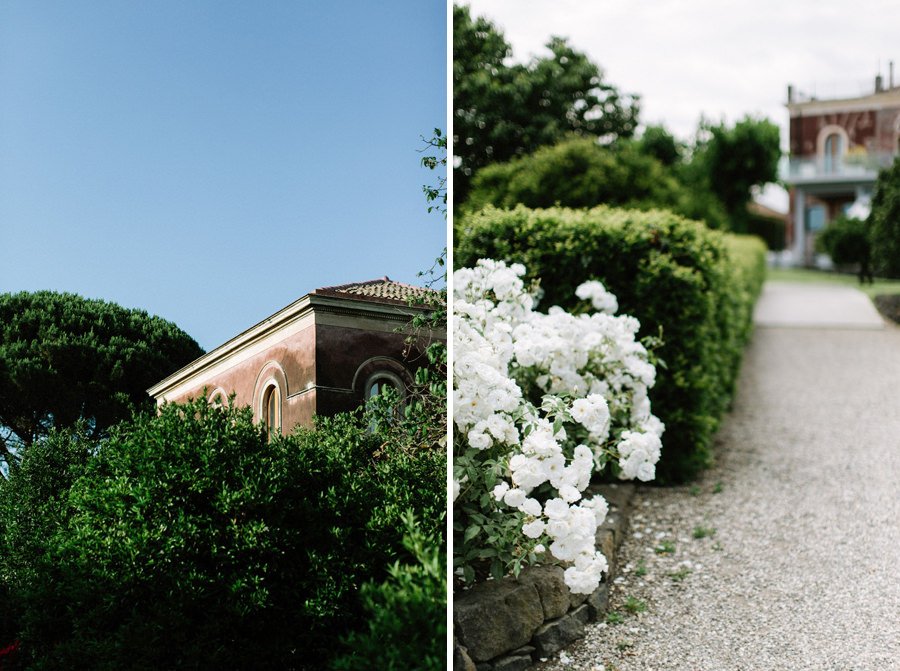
[0,427,93,658]
[466,139,729,230]
[463,138,728,230]
[817,215,871,267]
[331,512,445,671]
[7,398,444,670]
[638,125,682,166]
[455,205,766,482]
[465,138,679,212]
[868,157,900,277]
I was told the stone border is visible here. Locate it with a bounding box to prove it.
[454,483,636,671]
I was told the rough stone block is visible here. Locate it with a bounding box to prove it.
[586,582,610,621]
[531,612,586,657]
[517,565,570,620]
[568,588,589,610]
[600,511,623,546]
[454,638,477,671]
[455,579,544,662]
[595,528,617,577]
[492,654,533,671]
[570,603,590,626]
[591,483,635,514]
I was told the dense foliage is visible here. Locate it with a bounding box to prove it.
[0,398,445,670]
[453,4,639,202]
[693,117,781,232]
[817,215,872,273]
[868,156,900,277]
[331,512,445,671]
[0,427,93,655]
[0,291,203,471]
[637,125,683,167]
[456,205,766,482]
[463,137,728,230]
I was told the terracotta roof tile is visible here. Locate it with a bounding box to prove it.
[313,277,441,305]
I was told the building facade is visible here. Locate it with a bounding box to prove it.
[148,278,442,436]
[783,72,900,264]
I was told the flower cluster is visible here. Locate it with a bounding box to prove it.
[453,259,663,594]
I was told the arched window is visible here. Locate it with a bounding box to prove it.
[364,371,405,402]
[817,125,848,174]
[823,133,842,173]
[208,388,227,407]
[262,383,281,439]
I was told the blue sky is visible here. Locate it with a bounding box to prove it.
[0,1,446,351]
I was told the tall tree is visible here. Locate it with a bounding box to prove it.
[0,291,203,473]
[693,116,781,231]
[453,4,640,203]
[638,124,683,167]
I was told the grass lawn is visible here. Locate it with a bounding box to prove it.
[765,266,900,299]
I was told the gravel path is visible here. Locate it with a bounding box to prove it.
[534,284,900,671]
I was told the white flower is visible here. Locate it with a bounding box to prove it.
[569,394,611,438]
[543,498,570,520]
[558,484,582,503]
[503,488,527,509]
[453,259,662,596]
[519,497,542,517]
[546,519,569,539]
[575,280,618,314]
[467,428,492,450]
[582,495,609,526]
[617,430,662,482]
[522,519,545,539]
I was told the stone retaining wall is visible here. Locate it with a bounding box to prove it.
[454,483,635,671]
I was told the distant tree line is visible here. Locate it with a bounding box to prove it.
[453,4,783,240]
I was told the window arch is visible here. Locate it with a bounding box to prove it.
[261,382,282,439]
[351,356,412,404]
[816,124,849,173]
[823,133,842,172]
[208,387,228,407]
[364,370,406,402]
[252,361,289,437]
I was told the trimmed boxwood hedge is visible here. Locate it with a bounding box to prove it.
[455,205,766,482]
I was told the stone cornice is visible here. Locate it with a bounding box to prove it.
[148,293,443,400]
[788,89,900,117]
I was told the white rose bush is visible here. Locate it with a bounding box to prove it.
[453,259,664,594]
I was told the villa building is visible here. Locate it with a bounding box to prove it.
[148,278,442,437]
[783,69,900,264]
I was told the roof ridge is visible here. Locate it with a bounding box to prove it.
[316,276,395,292]
[312,277,439,303]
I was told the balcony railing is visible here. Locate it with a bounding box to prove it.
[781,151,897,183]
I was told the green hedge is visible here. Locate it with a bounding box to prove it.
[0,399,445,670]
[455,205,766,482]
